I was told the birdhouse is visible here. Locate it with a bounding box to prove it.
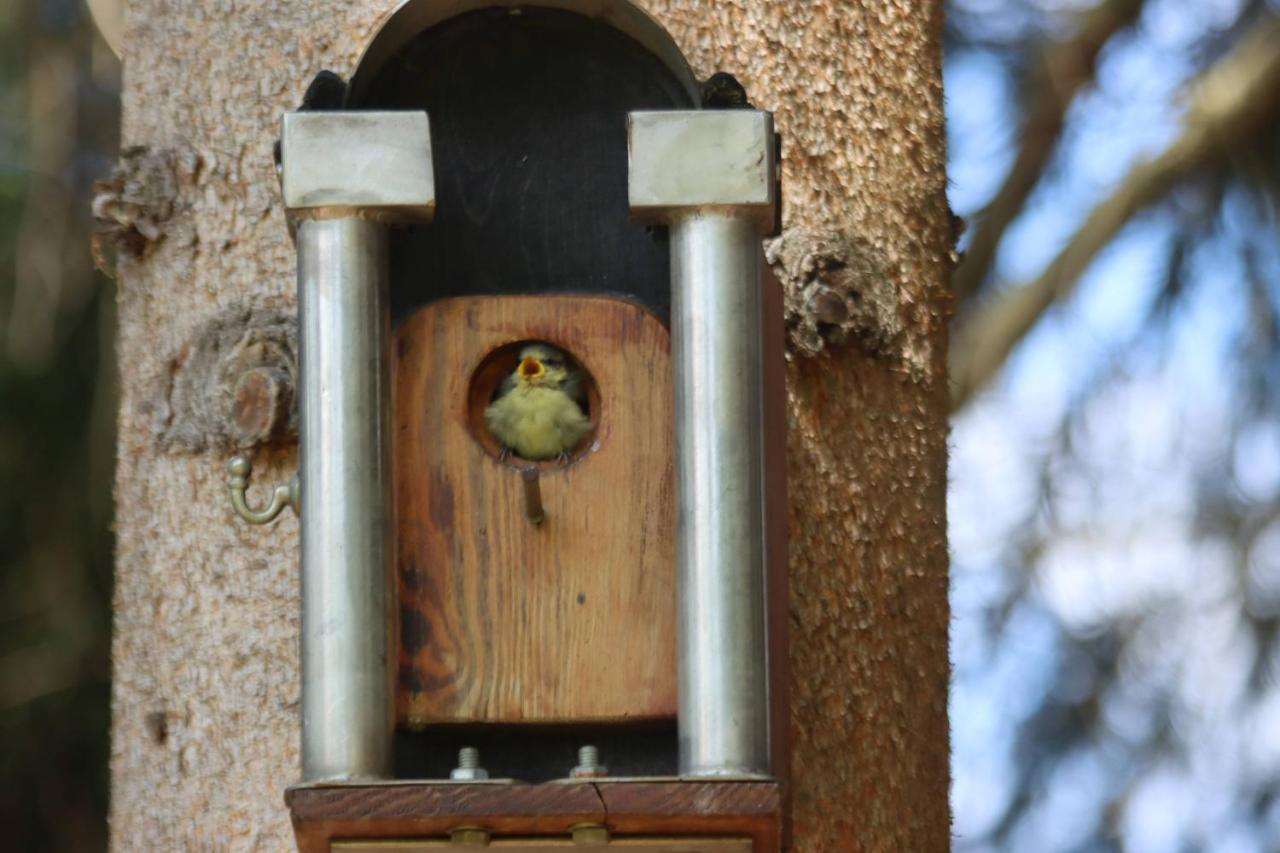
[229,2,789,850]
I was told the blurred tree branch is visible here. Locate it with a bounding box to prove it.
[951,0,1145,309]
[950,14,1280,412]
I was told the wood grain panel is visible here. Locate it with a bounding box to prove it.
[394,295,676,725]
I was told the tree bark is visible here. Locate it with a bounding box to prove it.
[109,1,951,850]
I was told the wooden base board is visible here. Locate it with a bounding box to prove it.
[286,781,781,853]
[334,840,750,852]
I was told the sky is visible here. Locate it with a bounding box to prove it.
[946,0,1280,849]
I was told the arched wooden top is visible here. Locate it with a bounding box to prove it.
[350,0,700,103]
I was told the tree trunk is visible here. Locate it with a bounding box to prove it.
[109,1,951,850]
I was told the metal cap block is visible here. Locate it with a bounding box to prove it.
[281,111,435,221]
[627,110,776,228]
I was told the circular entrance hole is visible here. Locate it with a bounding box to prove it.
[466,340,600,469]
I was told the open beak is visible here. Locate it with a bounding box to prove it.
[520,357,544,378]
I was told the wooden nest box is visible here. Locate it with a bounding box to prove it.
[266,2,790,850]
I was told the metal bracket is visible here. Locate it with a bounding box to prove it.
[628,110,777,230]
[227,455,298,524]
[281,111,435,223]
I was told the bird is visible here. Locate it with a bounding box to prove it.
[485,343,592,462]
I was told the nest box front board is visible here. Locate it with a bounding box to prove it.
[395,295,674,725]
[354,7,695,728]
[272,4,792,850]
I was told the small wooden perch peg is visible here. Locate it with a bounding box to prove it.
[521,466,545,525]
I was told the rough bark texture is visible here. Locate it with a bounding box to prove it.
[110,1,951,850]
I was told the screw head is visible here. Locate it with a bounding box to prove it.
[570,823,610,844]
[449,826,490,846]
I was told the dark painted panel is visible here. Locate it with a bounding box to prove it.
[395,721,678,781]
[355,7,694,325]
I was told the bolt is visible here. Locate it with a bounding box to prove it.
[450,746,489,781]
[570,744,607,779]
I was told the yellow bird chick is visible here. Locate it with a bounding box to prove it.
[485,343,591,461]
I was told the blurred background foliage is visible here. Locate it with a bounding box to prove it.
[0,1,118,849]
[948,0,1280,849]
[0,0,1278,850]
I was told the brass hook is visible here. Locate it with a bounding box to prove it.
[227,455,298,524]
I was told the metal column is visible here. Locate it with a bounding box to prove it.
[628,110,778,778]
[281,111,435,782]
[296,216,393,781]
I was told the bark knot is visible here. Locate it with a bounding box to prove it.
[91,146,200,274]
[150,306,298,453]
[766,227,903,364]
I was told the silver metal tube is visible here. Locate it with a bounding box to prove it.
[671,212,770,777]
[297,217,394,782]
